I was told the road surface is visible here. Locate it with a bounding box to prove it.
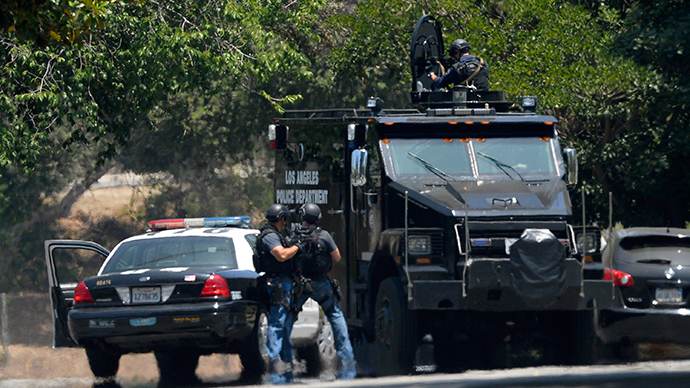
[2,358,690,388]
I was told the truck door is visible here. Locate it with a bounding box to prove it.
[348,127,384,318]
[44,240,109,347]
[274,133,350,304]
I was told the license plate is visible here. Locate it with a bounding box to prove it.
[131,287,161,304]
[655,288,683,304]
[89,319,114,329]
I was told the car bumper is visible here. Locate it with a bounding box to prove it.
[411,259,614,311]
[598,307,690,345]
[68,300,257,352]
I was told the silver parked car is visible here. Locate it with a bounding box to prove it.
[598,227,690,356]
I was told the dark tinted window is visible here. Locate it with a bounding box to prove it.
[619,235,690,250]
[102,236,238,274]
[244,234,257,250]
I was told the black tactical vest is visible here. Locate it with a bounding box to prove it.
[293,226,332,276]
[254,224,294,275]
[453,57,489,91]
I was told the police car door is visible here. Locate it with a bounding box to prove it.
[44,240,109,347]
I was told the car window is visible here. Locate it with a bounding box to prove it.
[244,233,257,250]
[619,235,690,251]
[52,247,105,284]
[101,236,238,274]
[474,138,557,176]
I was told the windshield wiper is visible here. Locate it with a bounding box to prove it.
[407,152,466,205]
[407,152,456,181]
[476,152,525,182]
[636,258,672,265]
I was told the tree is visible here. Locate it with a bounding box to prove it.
[0,0,327,292]
[0,0,121,46]
[0,0,321,171]
[327,0,690,228]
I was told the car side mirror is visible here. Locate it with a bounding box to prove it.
[351,149,368,187]
[564,148,578,185]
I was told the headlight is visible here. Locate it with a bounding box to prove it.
[408,236,431,254]
[576,233,597,254]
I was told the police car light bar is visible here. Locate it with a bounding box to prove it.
[148,216,252,231]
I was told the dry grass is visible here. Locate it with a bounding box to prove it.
[0,345,242,384]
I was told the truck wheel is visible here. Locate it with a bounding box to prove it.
[154,350,200,385]
[572,309,609,365]
[373,277,416,376]
[298,315,338,377]
[239,306,269,382]
[85,344,120,378]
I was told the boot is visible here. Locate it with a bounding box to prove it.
[269,359,294,384]
[337,360,357,380]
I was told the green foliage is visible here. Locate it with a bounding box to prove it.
[3,0,690,292]
[0,0,326,292]
[0,0,126,46]
[0,0,323,172]
[328,0,690,228]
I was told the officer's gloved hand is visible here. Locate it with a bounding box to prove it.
[294,242,305,252]
[287,235,299,247]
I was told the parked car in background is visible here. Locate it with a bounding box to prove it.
[45,216,335,384]
[598,227,690,357]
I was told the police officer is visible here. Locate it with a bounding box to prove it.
[292,203,356,380]
[428,38,489,91]
[258,204,303,384]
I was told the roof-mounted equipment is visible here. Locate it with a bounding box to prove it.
[148,216,252,231]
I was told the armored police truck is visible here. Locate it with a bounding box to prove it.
[267,15,613,375]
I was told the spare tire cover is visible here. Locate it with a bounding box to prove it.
[510,229,567,308]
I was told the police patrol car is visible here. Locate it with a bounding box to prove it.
[45,216,335,382]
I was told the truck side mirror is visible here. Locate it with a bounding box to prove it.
[564,148,578,185]
[351,149,368,187]
[268,124,288,150]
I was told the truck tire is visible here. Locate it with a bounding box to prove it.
[154,350,200,385]
[298,315,338,377]
[572,309,609,365]
[85,344,120,378]
[373,277,416,376]
[239,306,269,382]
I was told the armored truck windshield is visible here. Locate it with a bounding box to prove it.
[381,137,564,181]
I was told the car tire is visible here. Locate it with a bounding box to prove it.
[85,344,120,378]
[372,277,416,376]
[239,306,269,382]
[298,314,338,377]
[154,350,200,385]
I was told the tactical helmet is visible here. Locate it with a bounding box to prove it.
[299,203,322,224]
[448,39,471,55]
[266,204,290,223]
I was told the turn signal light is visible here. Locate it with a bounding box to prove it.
[199,274,231,298]
[603,268,634,287]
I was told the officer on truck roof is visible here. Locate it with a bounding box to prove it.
[257,204,303,384]
[291,203,357,380]
[428,38,489,91]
